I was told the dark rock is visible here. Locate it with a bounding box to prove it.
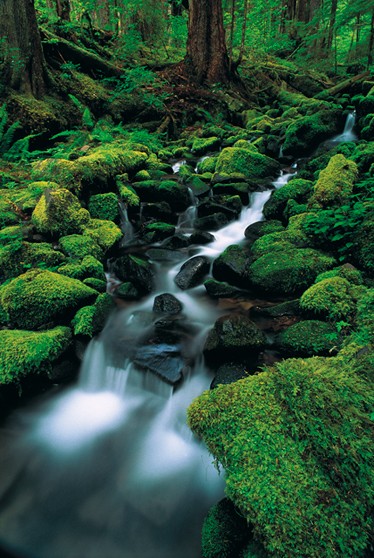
[251,300,301,319]
[194,212,228,231]
[197,200,239,219]
[145,247,186,262]
[133,343,184,385]
[161,233,191,249]
[153,293,183,315]
[186,175,211,196]
[212,244,251,288]
[204,313,267,364]
[189,231,215,245]
[244,220,284,243]
[211,362,250,389]
[112,254,154,294]
[211,182,250,204]
[113,282,141,300]
[204,278,243,298]
[139,201,176,224]
[174,256,210,290]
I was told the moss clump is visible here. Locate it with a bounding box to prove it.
[1,269,97,329]
[88,193,119,221]
[32,188,90,237]
[116,177,140,207]
[59,234,103,260]
[71,293,114,338]
[263,178,313,221]
[215,147,280,179]
[300,277,363,321]
[8,181,59,213]
[83,219,122,252]
[315,265,363,285]
[250,235,295,258]
[277,320,338,356]
[0,195,19,227]
[188,355,373,558]
[82,277,107,292]
[0,241,66,280]
[196,156,217,174]
[249,248,336,296]
[143,222,175,243]
[132,180,190,211]
[57,255,105,281]
[192,136,221,155]
[309,154,358,209]
[0,326,72,384]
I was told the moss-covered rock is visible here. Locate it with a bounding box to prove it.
[282,108,342,156]
[143,222,176,243]
[7,181,60,214]
[116,177,140,207]
[59,234,103,260]
[188,355,373,558]
[112,254,154,294]
[82,277,107,292]
[196,156,217,174]
[248,248,336,296]
[0,241,66,280]
[315,265,363,285]
[191,136,221,155]
[0,326,72,385]
[244,220,285,243]
[32,188,90,237]
[57,255,105,281]
[309,154,358,209]
[300,277,363,321]
[132,179,190,211]
[276,320,338,356]
[263,178,313,221]
[1,269,97,329]
[88,192,119,221]
[212,245,251,288]
[82,219,122,252]
[0,195,19,227]
[71,293,114,338]
[215,147,280,179]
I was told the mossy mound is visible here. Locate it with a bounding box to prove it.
[248,248,336,296]
[0,195,20,227]
[1,269,97,329]
[263,178,313,221]
[32,188,90,237]
[276,320,338,356]
[191,136,221,155]
[116,177,140,207]
[83,219,122,252]
[0,241,65,280]
[57,255,105,281]
[59,234,103,260]
[0,326,72,385]
[300,277,363,321]
[309,154,358,209]
[143,222,176,243]
[71,293,114,338]
[196,156,217,174]
[212,244,251,288]
[7,181,60,214]
[88,192,119,221]
[132,179,190,211]
[215,147,280,179]
[188,355,373,558]
[282,108,342,156]
[315,265,363,285]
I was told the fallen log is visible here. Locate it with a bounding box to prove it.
[315,71,370,99]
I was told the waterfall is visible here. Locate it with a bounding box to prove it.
[331,110,357,143]
[118,201,135,245]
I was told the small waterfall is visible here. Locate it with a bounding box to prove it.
[331,110,357,143]
[194,155,209,173]
[172,159,187,174]
[176,188,198,232]
[118,201,135,245]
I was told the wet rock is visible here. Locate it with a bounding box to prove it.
[212,245,251,288]
[133,343,184,385]
[211,362,250,389]
[244,220,284,244]
[189,231,215,245]
[161,233,191,249]
[204,279,243,298]
[153,294,183,315]
[197,200,239,220]
[251,300,301,319]
[139,201,176,224]
[143,222,176,243]
[113,282,141,301]
[186,175,211,196]
[145,248,186,262]
[174,256,210,290]
[203,313,267,364]
[194,212,228,231]
[112,254,154,294]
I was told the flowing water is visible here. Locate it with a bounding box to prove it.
[1,125,352,557]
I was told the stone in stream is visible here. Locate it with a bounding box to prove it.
[194,212,228,231]
[212,244,252,289]
[111,254,154,294]
[189,230,215,245]
[153,293,183,315]
[133,343,185,385]
[210,361,250,389]
[204,278,243,299]
[203,313,267,365]
[174,256,210,290]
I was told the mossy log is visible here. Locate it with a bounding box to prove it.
[316,71,370,99]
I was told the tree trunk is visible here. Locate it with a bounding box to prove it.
[0,0,47,98]
[368,9,374,68]
[185,0,230,83]
[56,0,71,21]
[327,0,338,50]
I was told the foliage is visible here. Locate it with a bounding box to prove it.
[107,67,169,110]
[0,327,72,385]
[188,355,374,558]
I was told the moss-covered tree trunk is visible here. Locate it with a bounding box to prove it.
[185,0,230,83]
[0,0,47,98]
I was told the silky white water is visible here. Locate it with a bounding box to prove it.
[0,167,294,558]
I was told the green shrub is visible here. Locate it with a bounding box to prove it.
[188,356,373,558]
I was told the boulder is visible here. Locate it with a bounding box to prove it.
[215,146,280,179]
[112,254,154,294]
[275,320,338,357]
[204,279,243,299]
[153,293,183,315]
[212,245,251,288]
[32,188,90,237]
[174,256,210,290]
[133,343,184,386]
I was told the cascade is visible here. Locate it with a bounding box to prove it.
[330,110,357,144]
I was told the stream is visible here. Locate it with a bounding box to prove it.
[0,113,356,558]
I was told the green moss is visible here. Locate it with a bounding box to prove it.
[132,179,190,211]
[1,269,97,329]
[248,248,336,296]
[277,320,338,356]
[196,156,217,174]
[192,136,221,155]
[282,109,342,156]
[215,147,280,179]
[57,255,105,281]
[143,221,175,243]
[315,265,363,285]
[0,241,66,280]
[8,181,59,213]
[134,169,151,181]
[83,219,122,252]
[251,235,295,258]
[116,177,140,207]
[0,195,19,227]
[32,188,90,237]
[309,154,358,209]
[82,277,107,292]
[188,355,373,558]
[263,178,313,221]
[351,142,374,173]
[0,326,72,385]
[88,193,119,221]
[71,293,114,338]
[59,234,103,260]
[300,277,364,321]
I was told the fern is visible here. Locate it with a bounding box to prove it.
[4,133,41,162]
[68,94,85,113]
[82,107,94,130]
[0,121,21,155]
[0,104,8,140]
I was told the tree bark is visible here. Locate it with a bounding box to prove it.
[0,0,47,98]
[56,0,71,21]
[185,0,230,83]
[327,0,338,50]
[368,9,374,68]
